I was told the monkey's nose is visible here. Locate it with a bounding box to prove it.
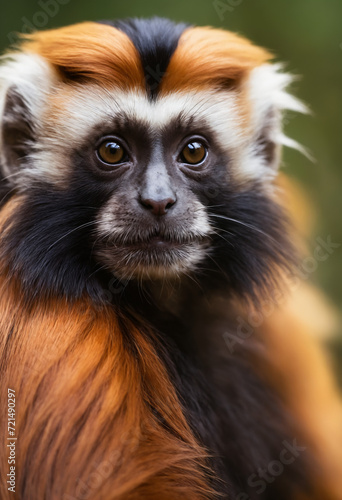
[140,197,176,216]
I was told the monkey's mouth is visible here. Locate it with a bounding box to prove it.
[121,232,198,251]
[103,226,206,250]
[95,230,209,279]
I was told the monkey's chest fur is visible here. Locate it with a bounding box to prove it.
[0,273,310,500]
[120,286,309,499]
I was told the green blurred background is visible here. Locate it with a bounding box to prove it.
[1,0,341,374]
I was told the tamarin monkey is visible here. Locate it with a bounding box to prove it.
[0,17,341,500]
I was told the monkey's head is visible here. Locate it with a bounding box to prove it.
[0,18,307,301]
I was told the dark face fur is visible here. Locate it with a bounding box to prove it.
[89,116,227,280]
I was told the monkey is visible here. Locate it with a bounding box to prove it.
[0,16,341,500]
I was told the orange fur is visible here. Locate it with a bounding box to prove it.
[21,22,145,89]
[22,24,270,94]
[0,199,214,500]
[253,301,342,500]
[160,27,271,94]
[241,176,342,499]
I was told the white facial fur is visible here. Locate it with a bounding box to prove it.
[0,53,308,189]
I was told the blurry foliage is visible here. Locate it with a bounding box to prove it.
[1,0,341,368]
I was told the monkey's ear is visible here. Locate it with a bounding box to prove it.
[245,63,310,170]
[1,87,36,176]
[0,53,56,181]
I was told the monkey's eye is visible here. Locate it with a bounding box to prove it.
[97,139,127,166]
[180,141,207,165]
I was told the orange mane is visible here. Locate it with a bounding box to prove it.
[161,26,271,93]
[21,22,146,89]
[20,22,270,94]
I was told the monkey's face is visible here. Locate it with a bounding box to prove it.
[80,91,235,280]
[93,124,213,280]
[38,87,244,281]
[0,21,305,299]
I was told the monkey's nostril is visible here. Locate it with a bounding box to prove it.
[140,197,176,216]
[165,200,175,210]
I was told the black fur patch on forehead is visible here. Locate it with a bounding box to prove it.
[99,17,189,99]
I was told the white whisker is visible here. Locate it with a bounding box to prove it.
[47,221,98,252]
